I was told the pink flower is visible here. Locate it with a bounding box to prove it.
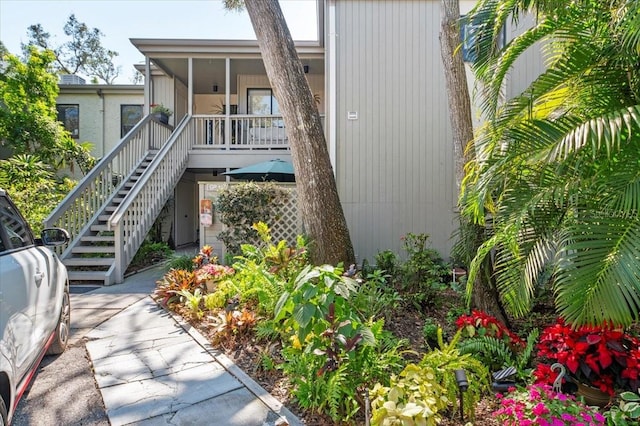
[532,402,549,416]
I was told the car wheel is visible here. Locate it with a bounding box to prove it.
[0,396,7,426]
[46,289,70,355]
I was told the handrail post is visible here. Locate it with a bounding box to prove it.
[114,223,124,283]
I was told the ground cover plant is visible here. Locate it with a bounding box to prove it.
[152,225,640,425]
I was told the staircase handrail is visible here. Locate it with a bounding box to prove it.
[109,114,194,282]
[43,116,173,238]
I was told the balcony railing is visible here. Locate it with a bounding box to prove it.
[191,114,324,149]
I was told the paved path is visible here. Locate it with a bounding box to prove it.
[16,265,302,426]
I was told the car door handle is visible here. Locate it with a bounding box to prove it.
[34,271,44,284]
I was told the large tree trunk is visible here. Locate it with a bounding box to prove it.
[243,0,355,266]
[440,0,473,190]
[440,0,507,324]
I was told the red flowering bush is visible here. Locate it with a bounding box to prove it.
[535,318,640,395]
[456,310,526,349]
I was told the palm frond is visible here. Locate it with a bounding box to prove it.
[555,213,640,326]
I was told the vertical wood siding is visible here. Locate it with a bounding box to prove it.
[335,0,457,263]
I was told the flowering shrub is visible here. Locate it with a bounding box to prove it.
[494,384,606,426]
[456,310,525,349]
[535,318,640,395]
[196,263,235,283]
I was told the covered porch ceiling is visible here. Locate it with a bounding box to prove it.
[130,38,325,95]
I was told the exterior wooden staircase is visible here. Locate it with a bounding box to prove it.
[45,114,193,285]
[62,152,157,284]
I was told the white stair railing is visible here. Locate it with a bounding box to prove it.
[110,115,195,283]
[44,116,173,256]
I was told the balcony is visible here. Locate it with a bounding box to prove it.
[191,115,290,150]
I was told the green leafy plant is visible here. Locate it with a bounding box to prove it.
[203,292,223,311]
[281,318,407,423]
[418,329,490,421]
[129,241,172,270]
[606,391,640,425]
[274,264,369,349]
[178,288,204,320]
[458,329,539,383]
[370,363,449,426]
[150,103,173,116]
[215,183,290,255]
[375,250,398,277]
[352,268,402,321]
[165,254,196,272]
[398,233,451,310]
[370,328,490,424]
[422,318,440,349]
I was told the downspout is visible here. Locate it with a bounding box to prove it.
[97,88,105,157]
[188,57,193,115]
[327,0,337,173]
[225,57,231,152]
[145,57,151,113]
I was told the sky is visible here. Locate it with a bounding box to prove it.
[0,0,319,83]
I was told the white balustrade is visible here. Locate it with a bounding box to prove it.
[110,115,194,282]
[44,116,173,256]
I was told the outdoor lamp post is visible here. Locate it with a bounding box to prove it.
[455,369,469,422]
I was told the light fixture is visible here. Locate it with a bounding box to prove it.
[213,84,218,92]
[455,369,468,422]
[303,65,309,73]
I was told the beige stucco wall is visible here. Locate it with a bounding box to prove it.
[57,86,143,158]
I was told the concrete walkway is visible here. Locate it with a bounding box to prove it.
[72,266,302,426]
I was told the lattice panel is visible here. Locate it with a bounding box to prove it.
[270,187,302,245]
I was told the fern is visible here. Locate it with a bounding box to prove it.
[517,329,539,371]
[458,335,514,369]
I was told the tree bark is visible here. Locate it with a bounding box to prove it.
[440,0,507,324]
[243,0,355,266]
[439,0,474,191]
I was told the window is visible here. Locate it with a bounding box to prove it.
[121,104,143,137]
[0,196,34,250]
[248,88,282,128]
[56,104,80,139]
[247,89,280,115]
[460,15,505,63]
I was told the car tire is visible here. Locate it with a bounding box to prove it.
[46,289,70,355]
[0,396,7,426]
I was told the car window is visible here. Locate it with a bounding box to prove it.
[0,196,34,249]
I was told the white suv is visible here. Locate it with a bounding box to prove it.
[0,188,70,425]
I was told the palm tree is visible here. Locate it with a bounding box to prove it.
[461,0,640,326]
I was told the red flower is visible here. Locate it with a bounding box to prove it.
[456,310,526,349]
[537,318,640,395]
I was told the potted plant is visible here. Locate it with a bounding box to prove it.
[533,318,640,405]
[150,103,173,124]
[196,263,235,293]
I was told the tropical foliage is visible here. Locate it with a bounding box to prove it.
[0,46,95,231]
[215,182,290,255]
[461,0,640,326]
